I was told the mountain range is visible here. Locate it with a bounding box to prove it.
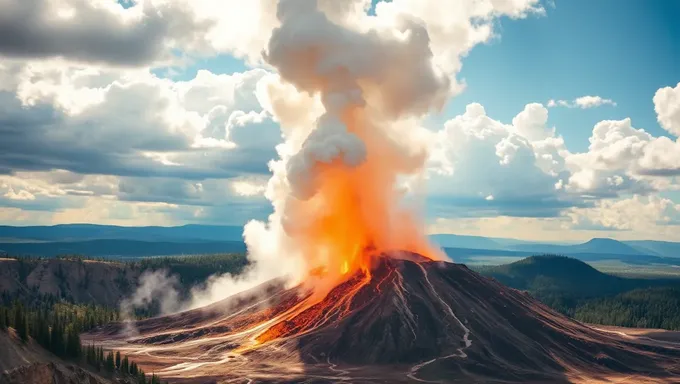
[0,224,679,259]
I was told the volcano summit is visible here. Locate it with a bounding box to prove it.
[84,253,680,383]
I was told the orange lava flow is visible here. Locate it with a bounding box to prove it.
[256,267,374,344]
[290,107,443,297]
[250,100,444,348]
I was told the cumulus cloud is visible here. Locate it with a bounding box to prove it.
[0,0,678,245]
[653,82,680,137]
[0,0,209,66]
[565,117,680,193]
[428,195,680,242]
[0,63,280,180]
[568,195,680,235]
[547,95,617,109]
[426,102,573,218]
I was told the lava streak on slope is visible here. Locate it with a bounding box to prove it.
[84,254,680,383]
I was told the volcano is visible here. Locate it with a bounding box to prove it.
[84,253,680,383]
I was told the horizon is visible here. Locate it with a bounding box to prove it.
[0,0,679,244]
[0,222,676,245]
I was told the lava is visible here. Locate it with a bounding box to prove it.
[242,0,449,299]
[83,254,680,383]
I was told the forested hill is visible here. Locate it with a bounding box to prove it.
[477,255,680,330]
[0,254,248,309]
[0,239,246,258]
[478,255,677,297]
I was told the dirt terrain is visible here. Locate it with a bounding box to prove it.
[83,253,680,383]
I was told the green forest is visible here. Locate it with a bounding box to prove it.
[0,300,165,384]
[3,251,680,384]
[477,255,680,330]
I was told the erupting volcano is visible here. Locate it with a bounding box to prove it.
[85,252,680,383]
[82,1,680,383]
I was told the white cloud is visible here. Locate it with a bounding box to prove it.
[0,60,280,180]
[564,117,680,195]
[547,95,616,109]
[427,102,571,218]
[230,177,268,197]
[0,0,678,243]
[574,95,617,108]
[568,195,680,236]
[3,186,36,201]
[653,81,680,137]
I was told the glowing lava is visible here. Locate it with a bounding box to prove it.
[243,0,451,301]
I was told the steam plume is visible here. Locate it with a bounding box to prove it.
[244,0,450,293]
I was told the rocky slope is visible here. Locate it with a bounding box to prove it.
[84,253,680,383]
[0,258,138,307]
[0,329,125,384]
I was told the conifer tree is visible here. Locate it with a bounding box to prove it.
[0,307,7,330]
[106,351,115,372]
[121,355,129,374]
[115,350,121,370]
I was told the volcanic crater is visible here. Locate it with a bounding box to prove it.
[83,253,680,383]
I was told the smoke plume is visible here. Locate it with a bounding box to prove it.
[244,0,451,294]
[119,269,182,336]
[119,0,545,314]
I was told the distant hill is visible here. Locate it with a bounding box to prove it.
[0,224,244,243]
[429,234,505,250]
[478,255,640,298]
[624,240,680,258]
[0,239,246,258]
[477,255,680,308]
[509,237,645,256]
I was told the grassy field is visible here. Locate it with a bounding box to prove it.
[588,259,680,278]
[461,255,525,266]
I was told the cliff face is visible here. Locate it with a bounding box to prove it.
[0,258,139,307]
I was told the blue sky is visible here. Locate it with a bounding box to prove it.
[439,0,680,150]
[0,0,679,242]
[163,0,680,151]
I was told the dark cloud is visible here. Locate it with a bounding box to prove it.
[0,92,277,180]
[0,0,210,66]
[636,168,680,177]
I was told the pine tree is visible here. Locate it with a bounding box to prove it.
[106,351,115,372]
[115,350,121,370]
[65,325,81,358]
[98,346,105,370]
[121,355,130,374]
[50,318,65,356]
[0,307,7,330]
[14,303,28,342]
[137,368,146,384]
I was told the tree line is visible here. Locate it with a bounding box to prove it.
[0,301,166,384]
[82,344,164,384]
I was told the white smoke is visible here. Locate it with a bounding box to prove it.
[121,0,546,314]
[243,0,452,284]
[119,269,182,336]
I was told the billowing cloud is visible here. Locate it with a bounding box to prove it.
[0,0,209,66]
[0,62,280,179]
[427,103,573,218]
[654,82,680,137]
[0,0,678,243]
